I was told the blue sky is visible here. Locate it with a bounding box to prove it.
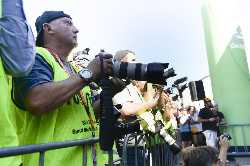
[24,0,249,84]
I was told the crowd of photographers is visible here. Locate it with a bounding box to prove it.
[0,1,232,166]
[73,49,231,166]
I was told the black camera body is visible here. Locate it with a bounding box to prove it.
[222,133,232,140]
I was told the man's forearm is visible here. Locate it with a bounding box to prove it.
[218,146,228,166]
[121,102,149,116]
[25,75,86,115]
[198,118,209,123]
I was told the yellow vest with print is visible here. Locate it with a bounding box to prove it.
[21,47,107,166]
[0,59,22,166]
[0,1,22,165]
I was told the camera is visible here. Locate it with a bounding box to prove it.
[73,50,177,85]
[112,60,177,85]
[173,77,188,85]
[221,133,232,140]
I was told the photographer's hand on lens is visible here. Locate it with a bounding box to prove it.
[87,53,113,81]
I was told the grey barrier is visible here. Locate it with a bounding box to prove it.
[0,138,114,166]
[0,134,180,166]
[121,133,179,166]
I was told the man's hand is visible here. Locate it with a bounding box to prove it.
[144,83,155,101]
[218,135,230,165]
[219,135,230,150]
[145,93,160,109]
[87,53,113,81]
[144,83,160,109]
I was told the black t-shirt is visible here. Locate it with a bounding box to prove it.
[12,54,53,110]
[198,107,218,131]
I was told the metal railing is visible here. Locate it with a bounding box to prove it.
[0,134,181,166]
[0,138,114,166]
[2,127,248,166]
[121,133,179,166]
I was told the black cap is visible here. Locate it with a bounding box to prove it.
[35,11,71,46]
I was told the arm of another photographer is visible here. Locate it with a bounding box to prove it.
[13,55,113,116]
[198,109,219,123]
[113,83,160,116]
[218,135,230,166]
[113,93,159,116]
[198,117,218,123]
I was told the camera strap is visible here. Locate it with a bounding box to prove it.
[47,48,95,128]
[47,48,97,165]
[98,53,117,151]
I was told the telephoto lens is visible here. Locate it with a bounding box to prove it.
[113,61,176,85]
